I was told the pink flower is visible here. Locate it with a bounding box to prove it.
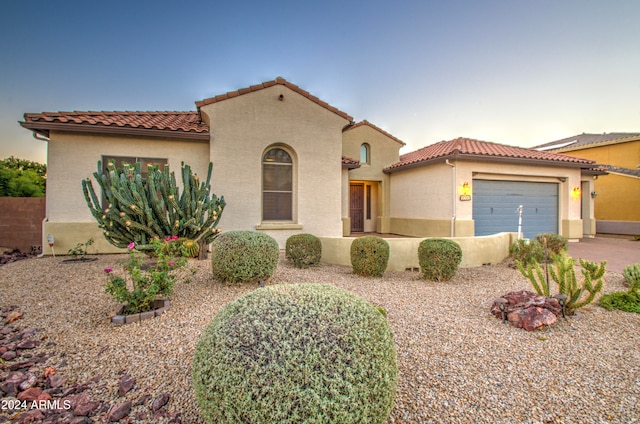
[165,237,171,242]
[127,173,133,178]
[169,261,175,266]
[127,242,135,250]
[171,235,178,240]
[104,267,113,273]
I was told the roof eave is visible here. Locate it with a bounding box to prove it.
[19,121,210,142]
[385,152,595,173]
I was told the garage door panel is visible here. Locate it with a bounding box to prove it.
[473,180,558,238]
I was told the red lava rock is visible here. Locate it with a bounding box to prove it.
[5,310,23,324]
[16,339,37,349]
[118,374,136,396]
[48,374,66,389]
[107,400,132,422]
[36,391,52,402]
[73,392,99,416]
[152,392,170,411]
[491,290,561,331]
[18,372,37,390]
[17,386,42,401]
[1,350,17,360]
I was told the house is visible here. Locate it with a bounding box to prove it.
[384,138,600,240]
[20,77,602,255]
[535,133,640,235]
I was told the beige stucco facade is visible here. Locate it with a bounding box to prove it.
[342,122,402,235]
[42,132,210,254]
[199,84,349,247]
[388,159,586,239]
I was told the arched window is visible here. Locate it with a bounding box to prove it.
[262,147,293,220]
[360,143,370,164]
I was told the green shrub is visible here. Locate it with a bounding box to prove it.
[192,283,397,423]
[599,291,640,313]
[509,239,545,265]
[210,231,279,283]
[599,263,640,314]
[418,238,462,282]
[534,233,568,255]
[285,233,322,268]
[350,236,389,277]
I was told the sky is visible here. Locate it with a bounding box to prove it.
[1,0,639,164]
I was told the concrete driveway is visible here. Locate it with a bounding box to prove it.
[567,236,639,273]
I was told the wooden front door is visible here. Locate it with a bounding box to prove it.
[350,183,364,232]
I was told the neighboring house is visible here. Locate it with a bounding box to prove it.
[535,133,640,235]
[20,77,601,254]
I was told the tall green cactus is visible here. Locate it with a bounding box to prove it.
[82,160,225,251]
[517,252,605,315]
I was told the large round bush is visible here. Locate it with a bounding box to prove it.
[350,236,390,277]
[210,231,279,283]
[418,238,462,281]
[192,283,397,423]
[285,233,322,268]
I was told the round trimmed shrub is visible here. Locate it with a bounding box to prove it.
[534,233,568,255]
[192,283,397,423]
[350,236,389,277]
[509,239,545,266]
[285,233,322,268]
[418,238,462,282]
[210,231,279,283]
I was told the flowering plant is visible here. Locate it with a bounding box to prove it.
[105,236,188,314]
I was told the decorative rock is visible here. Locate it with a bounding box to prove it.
[18,372,37,390]
[1,350,17,360]
[17,386,42,401]
[151,392,170,411]
[107,400,132,422]
[5,310,22,324]
[73,392,99,416]
[490,290,562,331]
[118,374,136,396]
[48,374,66,389]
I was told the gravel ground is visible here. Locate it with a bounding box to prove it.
[1,253,639,423]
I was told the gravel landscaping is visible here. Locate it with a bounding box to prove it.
[1,253,639,423]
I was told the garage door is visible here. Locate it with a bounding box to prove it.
[473,180,558,238]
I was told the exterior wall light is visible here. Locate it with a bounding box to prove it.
[572,187,581,198]
[459,182,472,201]
[590,191,597,198]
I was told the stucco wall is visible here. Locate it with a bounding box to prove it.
[319,232,516,271]
[42,132,211,254]
[388,159,585,238]
[46,132,211,223]
[201,85,349,247]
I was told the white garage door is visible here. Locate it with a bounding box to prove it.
[473,180,559,238]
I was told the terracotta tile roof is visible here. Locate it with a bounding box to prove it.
[385,137,596,172]
[600,165,640,178]
[535,132,640,151]
[21,111,208,140]
[195,77,353,122]
[342,156,361,169]
[343,120,406,146]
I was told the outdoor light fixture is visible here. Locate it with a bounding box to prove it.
[495,298,508,324]
[459,182,472,201]
[572,187,581,197]
[591,191,598,198]
[47,234,55,257]
[553,294,568,319]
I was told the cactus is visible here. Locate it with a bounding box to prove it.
[517,252,605,315]
[177,238,200,258]
[623,263,640,291]
[82,160,225,252]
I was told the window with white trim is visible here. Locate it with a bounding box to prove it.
[262,148,293,220]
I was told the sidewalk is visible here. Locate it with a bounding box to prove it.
[567,236,639,273]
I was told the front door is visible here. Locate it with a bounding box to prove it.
[350,183,364,232]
